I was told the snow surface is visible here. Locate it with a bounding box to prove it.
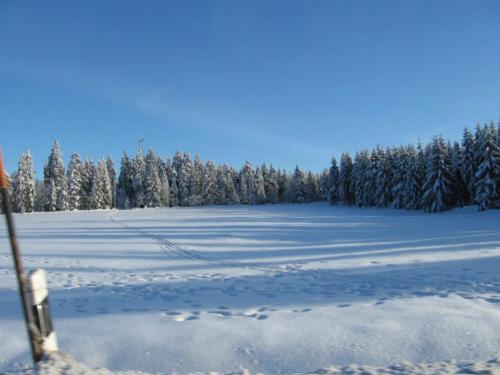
[4,352,500,375]
[1,203,500,374]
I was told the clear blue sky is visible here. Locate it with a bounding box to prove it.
[1,0,499,175]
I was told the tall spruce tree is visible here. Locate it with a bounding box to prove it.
[239,162,256,205]
[44,141,67,211]
[402,145,421,210]
[12,151,36,213]
[157,157,171,207]
[67,153,84,210]
[450,141,468,207]
[421,136,453,212]
[375,148,392,208]
[202,161,218,205]
[277,169,291,202]
[116,153,133,209]
[291,166,306,203]
[474,123,500,210]
[106,155,117,208]
[327,157,340,204]
[339,152,354,205]
[144,149,162,208]
[131,151,146,208]
[93,159,112,209]
[168,166,180,207]
[192,154,204,199]
[254,167,267,204]
[81,159,95,210]
[266,166,280,204]
[391,146,409,209]
[461,127,476,204]
[352,150,370,207]
[364,149,378,207]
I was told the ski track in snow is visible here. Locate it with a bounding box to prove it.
[108,212,278,273]
[1,203,500,374]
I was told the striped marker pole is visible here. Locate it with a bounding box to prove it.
[0,149,44,363]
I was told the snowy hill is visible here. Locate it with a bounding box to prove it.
[1,203,500,373]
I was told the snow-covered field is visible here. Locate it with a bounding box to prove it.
[1,203,500,374]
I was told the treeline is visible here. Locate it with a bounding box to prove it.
[4,143,326,213]
[3,121,499,214]
[326,122,499,212]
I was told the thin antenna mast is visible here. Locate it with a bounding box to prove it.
[138,132,144,155]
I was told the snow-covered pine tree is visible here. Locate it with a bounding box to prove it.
[34,180,45,212]
[157,157,170,207]
[291,166,306,203]
[131,150,146,208]
[93,159,112,209]
[174,152,192,206]
[215,164,239,205]
[474,122,500,210]
[391,146,409,209]
[192,154,204,199]
[260,164,270,204]
[106,155,117,208]
[183,153,196,204]
[304,172,320,202]
[352,150,370,207]
[11,151,36,213]
[67,153,84,210]
[238,168,249,205]
[266,166,280,204]
[277,169,291,203]
[319,169,329,201]
[375,147,392,208]
[168,166,180,207]
[225,165,240,204]
[339,152,354,205]
[363,149,378,207]
[421,136,453,212]
[144,149,162,208]
[461,127,476,204]
[81,159,96,210]
[402,145,421,210]
[450,141,468,207]
[254,167,267,204]
[12,151,36,213]
[327,157,340,204]
[202,160,218,205]
[44,141,67,211]
[215,166,228,205]
[473,124,486,179]
[116,152,133,209]
[239,162,256,205]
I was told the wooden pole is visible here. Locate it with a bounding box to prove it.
[0,149,43,363]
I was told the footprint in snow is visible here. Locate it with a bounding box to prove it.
[173,315,199,322]
[241,309,269,320]
[208,310,232,317]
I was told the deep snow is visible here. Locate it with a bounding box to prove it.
[1,203,500,374]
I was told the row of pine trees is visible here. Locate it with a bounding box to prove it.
[326,122,499,212]
[4,143,325,213]
[3,122,499,214]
